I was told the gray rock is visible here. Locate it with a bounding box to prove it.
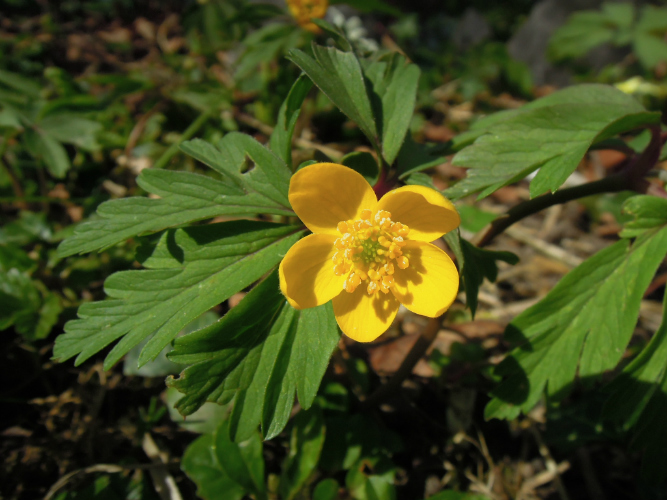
[508,0,645,87]
[453,8,492,50]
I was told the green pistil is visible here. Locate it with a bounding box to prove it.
[357,237,382,265]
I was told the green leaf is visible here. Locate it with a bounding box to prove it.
[633,33,667,70]
[167,269,340,441]
[37,114,102,151]
[345,457,396,500]
[313,479,340,500]
[319,413,403,472]
[603,292,667,484]
[24,127,71,178]
[457,205,497,233]
[270,74,313,169]
[0,269,40,332]
[0,244,34,272]
[123,311,219,377]
[396,135,448,179]
[214,419,266,498]
[58,132,294,257]
[33,292,63,341]
[279,406,326,500]
[0,69,41,98]
[342,151,379,185]
[448,84,659,200]
[166,387,231,434]
[181,433,251,500]
[485,210,667,420]
[619,195,667,238]
[459,239,518,318]
[363,53,420,164]
[287,45,378,148]
[548,10,616,61]
[636,4,667,33]
[53,221,303,370]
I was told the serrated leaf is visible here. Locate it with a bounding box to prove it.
[53,221,303,370]
[270,74,313,169]
[58,132,294,257]
[167,270,340,441]
[448,84,659,200]
[279,406,325,500]
[485,214,667,420]
[363,53,420,165]
[287,45,378,148]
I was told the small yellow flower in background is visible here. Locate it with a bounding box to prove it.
[286,0,328,33]
[279,163,461,342]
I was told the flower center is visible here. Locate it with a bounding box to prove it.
[332,209,410,295]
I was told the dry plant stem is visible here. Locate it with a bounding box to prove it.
[530,426,571,500]
[143,432,183,500]
[360,313,444,411]
[476,125,664,248]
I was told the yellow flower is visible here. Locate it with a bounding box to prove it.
[286,0,328,33]
[279,163,461,342]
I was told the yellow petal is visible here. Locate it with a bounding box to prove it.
[332,286,399,342]
[289,163,378,235]
[377,185,460,242]
[391,241,459,317]
[279,233,345,309]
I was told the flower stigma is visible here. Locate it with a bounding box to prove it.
[332,209,410,296]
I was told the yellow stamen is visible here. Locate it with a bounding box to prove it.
[333,209,411,296]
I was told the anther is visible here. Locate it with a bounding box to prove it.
[361,209,372,220]
[396,256,409,269]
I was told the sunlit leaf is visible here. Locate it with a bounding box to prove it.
[270,74,313,169]
[167,270,340,441]
[53,221,303,370]
[363,53,420,165]
[288,45,378,149]
[486,196,667,420]
[58,132,294,257]
[448,85,659,199]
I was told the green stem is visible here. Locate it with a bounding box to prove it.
[152,111,212,169]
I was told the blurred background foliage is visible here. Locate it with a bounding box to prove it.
[2,0,667,499]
